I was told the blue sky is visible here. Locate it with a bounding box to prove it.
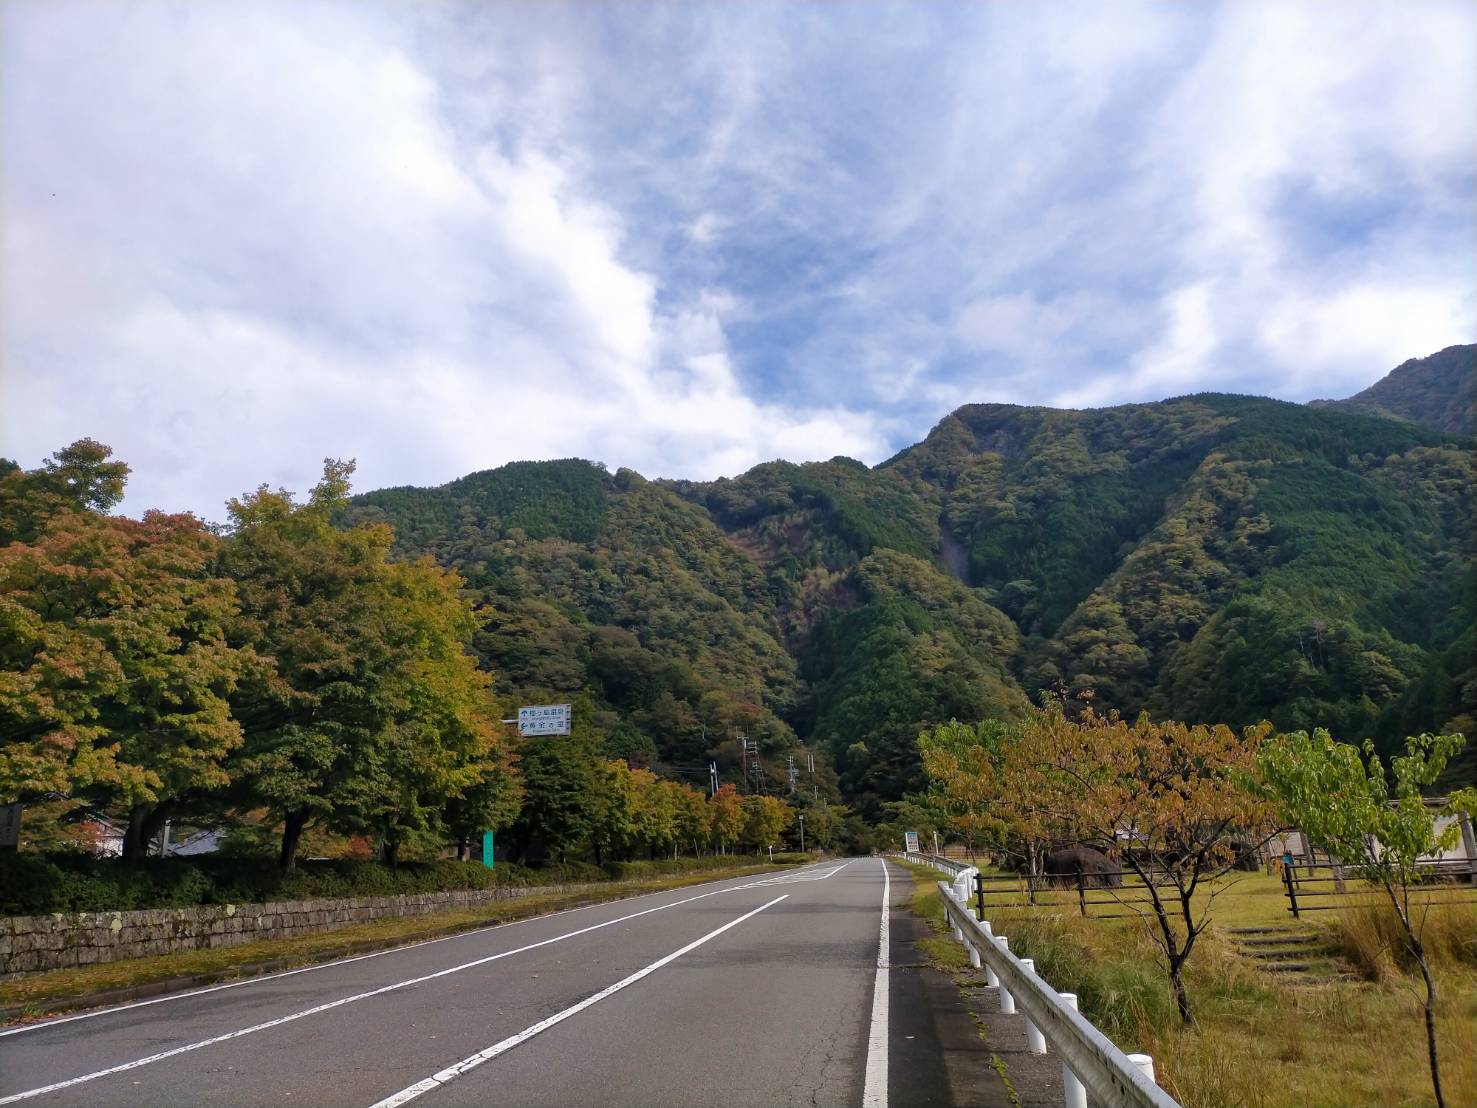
[2,1,1474,516]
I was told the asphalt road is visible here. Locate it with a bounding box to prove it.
[0,858,954,1108]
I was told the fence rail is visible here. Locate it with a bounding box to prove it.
[897,853,1181,1108]
[1280,859,1477,918]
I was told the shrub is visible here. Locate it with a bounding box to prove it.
[0,850,788,916]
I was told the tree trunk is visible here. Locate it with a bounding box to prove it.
[381,839,400,867]
[1170,956,1193,1025]
[122,802,171,864]
[1415,942,1446,1108]
[121,805,152,864]
[279,808,309,873]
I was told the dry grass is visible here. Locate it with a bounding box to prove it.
[0,863,784,1020]
[899,860,1477,1107]
[1327,899,1477,981]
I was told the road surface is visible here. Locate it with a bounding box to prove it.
[0,859,967,1108]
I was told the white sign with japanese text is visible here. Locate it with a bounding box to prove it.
[518,704,571,736]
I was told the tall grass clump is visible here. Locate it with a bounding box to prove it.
[1332,900,1477,981]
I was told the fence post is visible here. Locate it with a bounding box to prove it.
[997,937,1015,1014]
[1019,958,1046,1053]
[975,871,985,921]
[1059,993,1088,1108]
[1282,852,1300,919]
[1076,868,1087,916]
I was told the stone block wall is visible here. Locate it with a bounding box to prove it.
[0,882,597,980]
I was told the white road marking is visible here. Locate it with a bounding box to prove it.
[0,877,800,1105]
[862,858,890,1108]
[365,894,790,1108]
[742,861,852,886]
[0,863,828,1039]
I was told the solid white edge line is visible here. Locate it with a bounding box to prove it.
[0,875,806,1106]
[862,857,890,1108]
[366,893,790,1108]
[0,862,833,1040]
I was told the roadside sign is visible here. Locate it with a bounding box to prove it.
[481,830,495,869]
[0,804,21,849]
[517,704,571,736]
[904,830,920,853]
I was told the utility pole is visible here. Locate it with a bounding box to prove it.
[798,814,805,853]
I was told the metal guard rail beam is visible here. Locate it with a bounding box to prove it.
[936,881,1180,1108]
[898,850,973,877]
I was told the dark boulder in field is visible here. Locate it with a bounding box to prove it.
[1044,845,1121,888]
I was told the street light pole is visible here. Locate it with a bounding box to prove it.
[799,814,805,853]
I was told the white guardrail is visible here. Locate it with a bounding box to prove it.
[896,852,1181,1108]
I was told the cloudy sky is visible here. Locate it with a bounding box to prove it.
[3,1,1474,517]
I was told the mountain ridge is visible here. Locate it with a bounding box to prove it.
[349,347,1476,809]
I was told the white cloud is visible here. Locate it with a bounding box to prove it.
[0,1,888,518]
[2,0,1472,519]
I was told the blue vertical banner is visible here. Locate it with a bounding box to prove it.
[481,830,495,869]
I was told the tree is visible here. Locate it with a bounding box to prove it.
[917,718,1036,864]
[741,794,794,852]
[925,700,1275,1025]
[506,731,606,863]
[1255,729,1477,1108]
[672,783,710,855]
[1,506,251,859]
[708,783,744,854]
[0,438,130,546]
[223,461,517,869]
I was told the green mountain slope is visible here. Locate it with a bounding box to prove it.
[1312,343,1475,436]
[354,348,1476,811]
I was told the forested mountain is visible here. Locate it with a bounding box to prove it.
[353,349,1476,812]
[1312,343,1475,436]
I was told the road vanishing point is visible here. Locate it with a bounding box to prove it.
[0,859,980,1108]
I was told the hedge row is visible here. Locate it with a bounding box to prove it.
[0,851,813,916]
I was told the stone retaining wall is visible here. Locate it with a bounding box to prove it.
[0,882,600,980]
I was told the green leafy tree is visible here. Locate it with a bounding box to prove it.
[1256,729,1477,1108]
[224,461,516,869]
[740,794,794,852]
[1,502,250,859]
[708,783,744,854]
[506,731,607,863]
[0,438,130,546]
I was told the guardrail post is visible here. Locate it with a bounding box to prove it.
[1019,958,1047,1053]
[1059,993,1088,1108]
[1128,1053,1156,1084]
[997,937,1015,1014]
[967,940,981,969]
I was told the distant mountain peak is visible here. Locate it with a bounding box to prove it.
[1311,343,1475,437]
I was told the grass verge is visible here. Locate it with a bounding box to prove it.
[0,862,790,1024]
[921,864,1477,1107]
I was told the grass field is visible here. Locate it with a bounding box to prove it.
[900,860,1477,1107]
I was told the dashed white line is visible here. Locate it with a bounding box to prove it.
[366,894,789,1108]
[862,858,891,1108]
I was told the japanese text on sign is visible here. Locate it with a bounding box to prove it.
[517,704,571,736]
